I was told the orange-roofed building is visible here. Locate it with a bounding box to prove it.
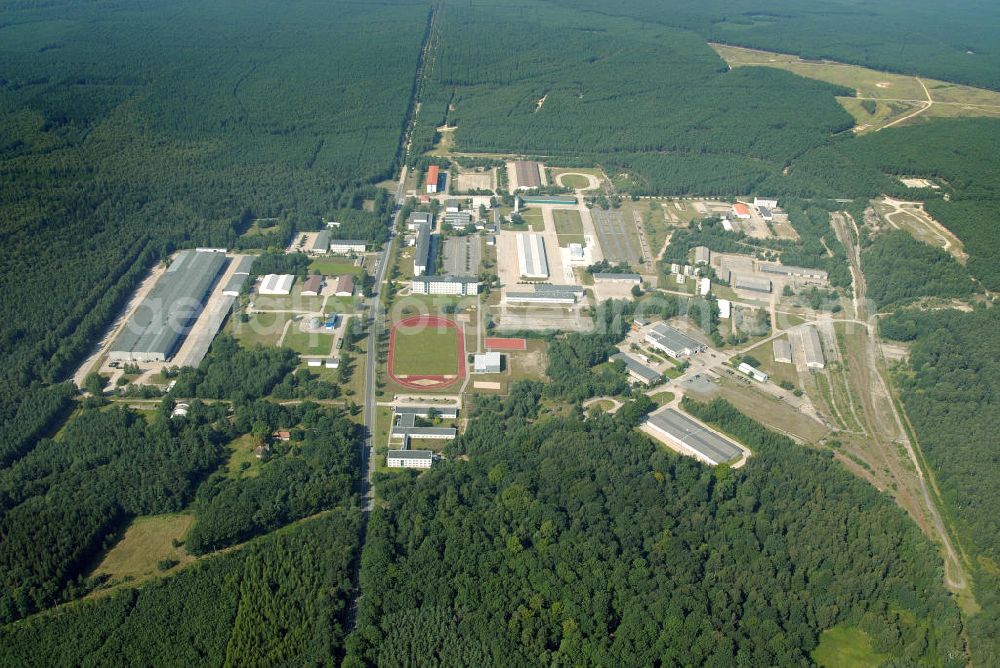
[732,202,751,219]
[426,165,440,193]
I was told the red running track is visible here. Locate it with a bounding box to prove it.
[485,336,527,351]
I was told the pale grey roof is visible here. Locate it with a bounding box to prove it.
[387,449,433,460]
[732,274,772,293]
[111,250,226,359]
[803,326,825,367]
[647,323,704,354]
[394,405,458,418]
[611,353,660,382]
[533,283,584,295]
[516,233,548,278]
[391,426,458,438]
[412,274,478,285]
[758,262,828,280]
[231,255,256,275]
[773,338,792,362]
[648,409,742,464]
[414,223,431,269]
[594,272,641,282]
[311,230,331,252]
[506,291,577,302]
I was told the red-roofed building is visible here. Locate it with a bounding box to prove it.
[732,202,751,219]
[426,165,440,193]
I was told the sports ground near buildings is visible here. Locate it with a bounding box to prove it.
[387,315,466,390]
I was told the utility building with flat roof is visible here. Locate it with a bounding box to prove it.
[407,211,433,230]
[505,283,583,305]
[516,233,549,279]
[474,352,502,373]
[594,272,641,284]
[329,240,367,255]
[387,449,434,469]
[411,275,480,296]
[109,250,226,362]
[645,323,706,359]
[773,338,793,364]
[394,405,459,419]
[758,262,828,281]
[730,273,772,293]
[803,326,825,369]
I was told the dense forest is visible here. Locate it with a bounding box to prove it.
[862,231,977,309]
[0,511,361,666]
[186,409,361,554]
[881,307,1000,664]
[346,388,963,665]
[2,0,1000,663]
[540,0,1000,91]
[0,349,361,624]
[0,0,420,469]
[0,403,225,622]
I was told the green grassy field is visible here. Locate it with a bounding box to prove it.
[224,434,265,479]
[231,311,294,348]
[712,43,1000,132]
[89,514,196,588]
[252,289,326,313]
[553,209,583,235]
[743,336,799,389]
[309,258,365,276]
[391,323,460,376]
[812,625,888,668]
[559,174,590,189]
[650,392,675,406]
[283,327,335,356]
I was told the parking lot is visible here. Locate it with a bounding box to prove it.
[443,236,483,276]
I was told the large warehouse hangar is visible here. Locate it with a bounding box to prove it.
[109,250,226,362]
[516,233,549,279]
[646,409,744,466]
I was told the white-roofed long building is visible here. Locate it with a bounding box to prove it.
[259,274,295,295]
[803,326,825,369]
[516,233,549,279]
[773,338,793,364]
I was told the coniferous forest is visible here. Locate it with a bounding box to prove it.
[2,0,1000,665]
